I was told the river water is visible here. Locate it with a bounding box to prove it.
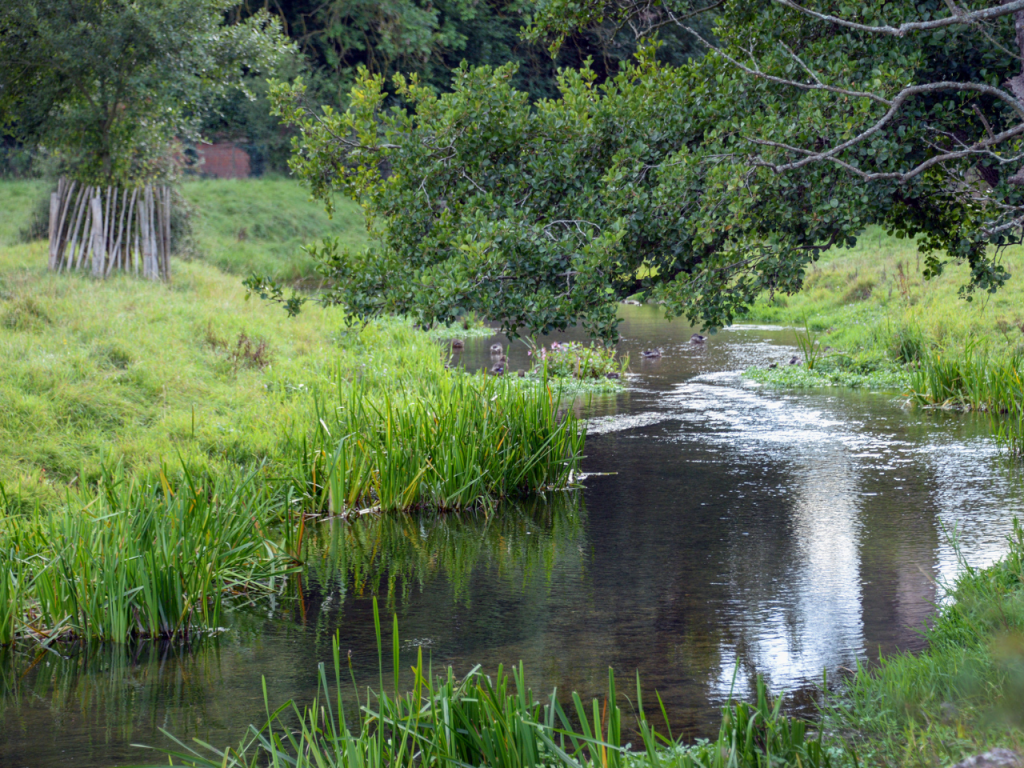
[3,306,1023,766]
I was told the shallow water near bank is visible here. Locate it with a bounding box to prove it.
[3,305,1024,767]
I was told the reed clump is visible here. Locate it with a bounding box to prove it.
[315,372,585,515]
[0,467,296,644]
[152,601,835,768]
[910,342,1024,455]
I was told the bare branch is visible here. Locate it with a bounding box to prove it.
[773,0,1024,36]
[748,122,1024,182]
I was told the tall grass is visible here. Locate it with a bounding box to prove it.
[151,600,835,768]
[0,467,296,643]
[315,372,585,514]
[823,520,1024,765]
[910,341,1024,455]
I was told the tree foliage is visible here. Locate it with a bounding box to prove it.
[0,0,293,185]
[275,1,1024,340]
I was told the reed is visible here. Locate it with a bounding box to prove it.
[150,600,835,768]
[313,371,585,515]
[910,341,1024,455]
[0,466,296,644]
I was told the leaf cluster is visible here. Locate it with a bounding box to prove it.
[269,0,1024,340]
[0,0,295,185]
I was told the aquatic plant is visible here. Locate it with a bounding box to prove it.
[313,372,585,514]
[531,341,628,381]
[794,325,824,370]
[909,342,1024,455]
[0,467,296,643]
[150,600,835,768]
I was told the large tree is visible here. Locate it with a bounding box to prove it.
[0,0,293,185]
[263,0,1024,340]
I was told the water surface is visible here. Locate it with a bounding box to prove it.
[3,306,1023,766]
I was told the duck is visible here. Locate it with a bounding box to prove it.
[621,299,642,306]
[789,356,800,365]
[690,334,706,344]
[641,348,663,359]
[489,363,505,376]
[490,343,504,355]
[768,362,778,369]
[451,339,465,349]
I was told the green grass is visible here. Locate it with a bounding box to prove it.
[152,600,835,768]
[0,237,363,509]
[181,177,369,282]
[0,179,49,245]
[314,373,584,514]
[822,522,1024,768]
[741,229,1024,415]
[1,466,295,643]
[742,228,1024,350]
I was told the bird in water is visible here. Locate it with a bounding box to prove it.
[489,363,505,376]
[690,334,706,344]
[490,343,504,355]
[789,356,800,365]
[451,339,465,349]
[641,348,663,359]
[768,362,778,369]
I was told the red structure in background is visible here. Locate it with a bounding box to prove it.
[193,142,251,179]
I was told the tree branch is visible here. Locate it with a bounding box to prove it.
[773,0,1024,36]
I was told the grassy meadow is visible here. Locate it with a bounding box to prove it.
[3,177,1024,766]
[0,177,585,644]
[181,177,369,283]
[742,227,1024,351]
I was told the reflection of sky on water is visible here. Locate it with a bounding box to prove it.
[586,343,1024,696]
[6,309,1024,767]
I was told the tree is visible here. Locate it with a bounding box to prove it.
[264,0,1024,341]
[0,0,294,186]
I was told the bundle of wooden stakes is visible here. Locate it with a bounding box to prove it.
[47,178,171,280]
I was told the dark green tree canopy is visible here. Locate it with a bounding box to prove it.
[0,0,293,185]
[267,0,1024,340]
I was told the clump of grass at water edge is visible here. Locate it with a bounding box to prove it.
[0,466,296,644]
[303,370,585,515]
[147,599,837,768]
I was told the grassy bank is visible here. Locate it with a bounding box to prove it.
[822,523,1024,767]
[741,229,1024,451]
[741,228,1024,389]
[0,237,357,509]
[181,177,369,283]
[0,175,590,643]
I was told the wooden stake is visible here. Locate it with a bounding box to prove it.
[91,192,105,277]
[66,185,90,272]
[48,192,59,269]
[54,179,77,268]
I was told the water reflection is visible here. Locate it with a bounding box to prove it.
[4,308,1024,766]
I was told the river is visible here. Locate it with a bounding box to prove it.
[2,305,1022,766]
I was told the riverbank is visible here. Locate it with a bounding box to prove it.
[739,228,1024,394]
